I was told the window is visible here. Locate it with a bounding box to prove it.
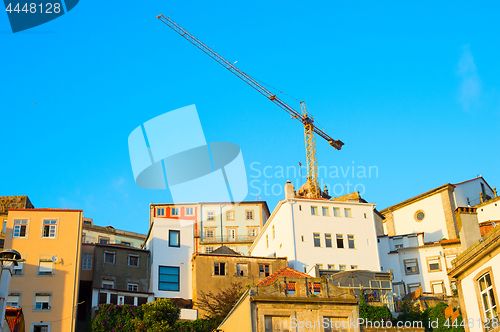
[121,241,131,246]
[364,213,367,219]
[169,230,180,247]
[431,281,444,294]
[159,266,180,291]
[408,283,421,294]
[415,210,425,222]
[7,293,20,307]
[393,282,405,298]
[264,316,289,332]
[33,325,49,332]
[394,238,403,249]
[404,259,419,275]
[336,234,344,248]
[104,252,116,264]
[13,219,28,238]
[82,254,93,270]
[13,261,24,275]
[351,265,358,270]
[328,264,335,270]
[236,263,248,277]
[35,294,51,310]
[227,228,236,241]
[317,264,323,270]
[313,233,321,247]
[299,205,302,211]
[477,272,498,324]
[128,283,139,292]
[38,260,54,275]
[272,225,275,239]
[259,264,270,277]
[99,237,109,244]
[324,317,349,332]
[325,234,332,248]
[301,235,304,242]
[185,207,194,216]
[128,255,139,267]
[427,256,441,272]
[205,228,215,238]
[266,235,269,248]
[339,265,346,271]
[157,208,165,216]
[2,219,6,235]
[333,207,341,217]
[348,234,355,249]
[42,220,57,238]
[102,280,114,289]
[205,246,214,253]
[248,227,258,237]
[207,211,215,220]
[226,210,234,220]
[344,208,352,218]
[214,262,226,276]
[171,207,179,216]
[311,206,318,216]
[246,210,254,220]
[322,207,329,216]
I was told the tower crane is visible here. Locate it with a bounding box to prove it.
[157,15,344,199]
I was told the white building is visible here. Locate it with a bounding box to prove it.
[475,192,500,224]
[150,201,270,255]
[249,182,381,273]
[378,232,461,298]
[381,176,496,243]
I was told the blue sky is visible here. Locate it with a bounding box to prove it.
[1,1,499,235]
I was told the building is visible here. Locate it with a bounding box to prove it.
[448,208,500,332]
[91,243,153,307]
[380,176,496,242]
[0,196,34,249]
[191,245,288,317]
[377,232,461,297]
[143,216,198,320]
[250,182,381,273]
[217,267,360,332]
[4,208,83,332]
[475,190,500,224]
[150,201,270,255]
[82,218,146,248]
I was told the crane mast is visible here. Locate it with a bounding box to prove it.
[157,15,344,198]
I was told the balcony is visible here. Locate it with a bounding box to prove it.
[200,235,257,244]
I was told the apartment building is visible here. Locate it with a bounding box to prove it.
[250,182,381,273]
[82,218,146,248]
[4,208,83,332]
[150,201,270,255]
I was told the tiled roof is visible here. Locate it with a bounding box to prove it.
[211,245,241,256]
[439,239,461,245]
[257,267,311,286]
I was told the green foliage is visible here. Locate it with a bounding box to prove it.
[425,303,465,332]
[91,299,180,332]
[172,318,218,332]
[92,304,141,332]
[396,300,427,326]
[196,282,245,326]
[358,290,393,326]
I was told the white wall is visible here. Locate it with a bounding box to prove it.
[477,198,500,223]
[392,194,449,242]
[454,177,495,207]
[251,199,380,273]
[146,217,194,300]
[460,253,500,332]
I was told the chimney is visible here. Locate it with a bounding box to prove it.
[284,181,295,199]
[455,207,481,250]
[494,187,498,198]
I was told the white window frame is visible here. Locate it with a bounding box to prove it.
[128,283,139,292]
[82,253,93,271]
[7,293,21,307]
[185,207,194,216]
[204,246,214,253]
[34,293,51,311]
[245,210,254,220]
[12,219,28,238]
[344,208,352,218]
[333,207,341,217]
[311,206,318,216]
[38,260,54,275]
[205,228,215,238]
[226,210,234,220]
[42,219,57,239]
[171,207,179,216]
[322,207,329,216]
[207,211,215,221]
[102,280,114,289]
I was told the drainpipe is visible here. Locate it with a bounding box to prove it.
[220,204,226,241]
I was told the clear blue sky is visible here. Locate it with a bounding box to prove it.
[1,1,499,235]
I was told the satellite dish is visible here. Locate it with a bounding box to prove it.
[51,256,59,263]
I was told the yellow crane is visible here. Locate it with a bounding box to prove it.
[157,15,344,198]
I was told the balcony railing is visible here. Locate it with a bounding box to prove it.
[200,235,257,243]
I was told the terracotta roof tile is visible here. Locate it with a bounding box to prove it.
[257,267,311,286]
[439,239,461,245]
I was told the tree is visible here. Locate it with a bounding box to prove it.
[140,298,180,331]
[195,282,245,326]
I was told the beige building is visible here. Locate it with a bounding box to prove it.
[0,196,34,249]
[217,266,360,332]
[82,218,146,248]
[4,208,83,332]
[448,208,500,332]
[191,246,287,317]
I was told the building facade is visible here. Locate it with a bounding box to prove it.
[82,218,146,248]
[4,208,83,332]
[250,183,381,273]
[150,201,270,255]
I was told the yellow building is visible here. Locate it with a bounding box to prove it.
[4,208,83,332]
